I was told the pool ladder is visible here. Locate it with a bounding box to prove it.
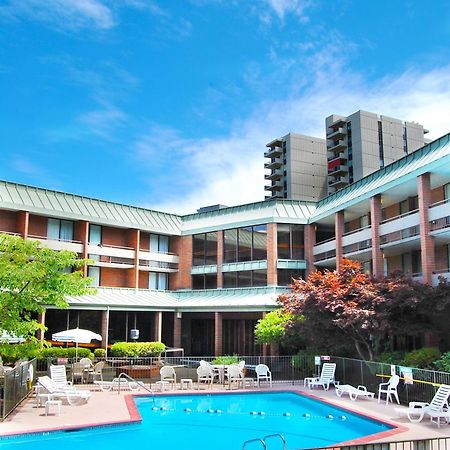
[116,372,155,399]
[242,434,286,450]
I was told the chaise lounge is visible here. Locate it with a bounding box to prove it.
[335,384,375,401]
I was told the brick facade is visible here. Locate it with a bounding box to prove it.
[28,214,46,238]
[0,210,18,233]
[304,224,316,277]
[214,312,223,356]
[267,223,278,285]
[169,235,193,290]
[217,230,223,288]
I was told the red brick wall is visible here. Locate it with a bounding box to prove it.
[16,211,29,238]
[28,214,47,237]
[345,218,361,232]
[267,223,277,285]
[102,226,128,247]
[100,267,128,287]
[335,211,344,270]
[217,230,223,288]
[304,224,316,277]
[370,195,383,278]
[382,203,400,220]
[435,245,449,271]
[138,271,149,289]
[169,235,192,290]
[431,186,445,204]
[140,232,150,251]
[0,210,18,233]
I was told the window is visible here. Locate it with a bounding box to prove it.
[224,226,267,263]
[149,272,168,290]
[150,234,170,253]
[444,184,450,200]
[277,224,304,259]
[277,269,304,286]
[222,270,267,288]
[87,266,100,287]
[47,218,74,241]
[192,232,217,266]
[192,274,217,290]
[89,224,102,245]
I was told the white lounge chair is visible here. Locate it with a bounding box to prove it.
[309,363,337,390]
[396,384,450,427]
[160,366,177,389]
[255,364,272,388]
[50,365,73,388]
[378,375,400,405]
[37,376,91,406]
[336,384,375,401]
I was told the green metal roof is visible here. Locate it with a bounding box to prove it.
[312,132,450,221]
[0,180,182,235]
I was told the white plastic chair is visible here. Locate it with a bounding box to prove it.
[225,364,242,389]
[255,364,272,387]
[37,376,91,406]
[309,363,337,390]
[197,365,214,389]
[396,384,450,427]
[378,375,400,405]
[160,366,177,389]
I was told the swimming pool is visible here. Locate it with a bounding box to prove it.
[0,391,394,450]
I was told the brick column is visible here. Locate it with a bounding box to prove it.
[173,313,182,348]
[75,221,89,276]
[267,223,278,286]
[418,173,435,284]
[217,231,223,288]
[36,312,46,342]
[127,229,140,288]
[154,311,163,342]
[214,312,223,356]
[304,224,316,277]
[170,236,193,290]
[101,309,109,349]
[16,211,29,239]
[335,211,344,271]
[370,195,384,278]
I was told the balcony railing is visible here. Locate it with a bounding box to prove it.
[343,239,372,254]
[139,260,178,270]
[380,225,420,244]
[431,216,450,231]
[29,234,82,244]
[264,146,282,158]
[380,208,419,224]
[314,249,336,262]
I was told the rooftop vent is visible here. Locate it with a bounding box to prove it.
[197,204,228,213]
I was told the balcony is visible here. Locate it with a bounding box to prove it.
[264,169,283,181]
[265,180,283,191]
[327,152,347,162]
[264,146,282,158]
[139,260,178,272]
[138,249,179,265]
[265,192,284,200]
[380,225,420,245]
[327,165,349,176]
[326,127,346,140]
[314,249,336,263]
[264,157,283,170]
[327,140,346,153]
[87,243,135,264]
[29,235,83,253]
[328,177,348,188]
[329,117,346,128]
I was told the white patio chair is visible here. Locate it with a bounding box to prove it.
[49,365,73,388]
[396,384,450,427]
[225,364,243,390]
[160,366,177,389]
[255,364,272,388]
[37,376,91,406]
[197,365,214,389]
[335,384,375,401]
[378,375,400,405]
[309,363,337,390]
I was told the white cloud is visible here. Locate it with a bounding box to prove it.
[0,0,115,31]
[260,0,314,23]
[143,64,450,215]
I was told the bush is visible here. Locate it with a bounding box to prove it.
[377,351,405,365]
[212,355,239,365]
[94,348,106,358]
[402,347,441,369]
[434,352,450,372]
[41,347,94,360]
[110,342,166,357]
[0,342,42,364]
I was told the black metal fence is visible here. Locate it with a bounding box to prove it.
[310,437,450,450]
[1,359,36,420]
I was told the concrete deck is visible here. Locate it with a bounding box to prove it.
[1,383,450,443]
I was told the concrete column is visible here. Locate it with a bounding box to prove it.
[36,312,46,342]
[335,211,344,271]
[16,211,29,239]
[217,231,223,288]
[304,224,316,277]
[418,173,435,284]
[154,311,163,342]
[267,223,278,286]
[370,195,384,278]
[214,312,223,356]
[173,313,182,348]
[101,309,109,349]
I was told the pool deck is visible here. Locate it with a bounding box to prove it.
[1,383,450,443]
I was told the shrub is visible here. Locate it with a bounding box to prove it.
[402,347,441,369]
[212,355,239,365]
[41,347,94,360]
[110,342,166,357]
[434,352,450,372]
[377,351,405,365]
[94,348,106,358]
[0,342,42,364]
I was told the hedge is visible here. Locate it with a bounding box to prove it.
[110,342,166,357]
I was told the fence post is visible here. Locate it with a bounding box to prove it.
[360,360,364,386]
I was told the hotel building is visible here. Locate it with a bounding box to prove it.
[1,133,450,355]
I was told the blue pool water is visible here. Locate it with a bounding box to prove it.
[0,392,393,450]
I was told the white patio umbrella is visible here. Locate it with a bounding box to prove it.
[52,328,102,358]
[0,331,25,344]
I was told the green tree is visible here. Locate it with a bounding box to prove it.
[255,310,293,345]
[0,233,93,339]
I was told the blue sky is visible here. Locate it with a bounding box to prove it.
[1,0,450,214]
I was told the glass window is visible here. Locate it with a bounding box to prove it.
[47,218,60,240]
[204,273,217,289]
[60,220,74,241]
[149,234,159,252]
[159,235,169,253]
[149,272,168,290]
[205,232,217,265]
[277,269,304,286]
[238,227,252,262]
[87,266,100,287]
[291,225,304,259]
[47,218,74,241]
[193,234,205,266]
[192,274,204,290]
[444,184,450,200]
[252,269,267,286]
[277,224,291,259]
[224,229,238,263]
[223,272,237,288]
[277,224,304,259]
[237,270,252,287]
[253,225,267,260]
[89,224,102,245]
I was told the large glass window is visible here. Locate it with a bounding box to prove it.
[149,272,168,290]
[150,234,170,253]
[223,270,267,288]
[89,224,102,245]
[277,269,304,286]
[224,225,267,263]
[87,266,100,287]
[277,224,304,259]
[192,232,218,266]
[192,274,217,290]
[47,218,74,241]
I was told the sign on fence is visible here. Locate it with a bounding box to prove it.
[400,366,414,385]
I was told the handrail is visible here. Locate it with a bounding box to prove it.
[116,372,155,398]
[242,438,266,450]
[263,434,286,450]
